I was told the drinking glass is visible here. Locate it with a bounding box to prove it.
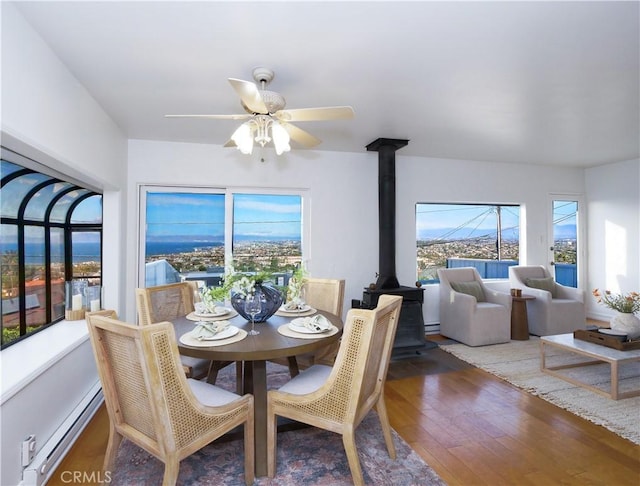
[244,292,262,335]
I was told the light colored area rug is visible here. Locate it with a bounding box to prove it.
[439,337,640,444]
[111,363,446,485]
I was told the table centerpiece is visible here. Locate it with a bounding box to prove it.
[201,265,284,322]
[592,288,640,339]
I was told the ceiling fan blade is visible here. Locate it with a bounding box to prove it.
[223,139,237,148]
[275,106,354,122]
[165,114,252,120]
[228,78,268,114]
[282,123,321,148]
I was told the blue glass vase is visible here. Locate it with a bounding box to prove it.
[231,284,283,322]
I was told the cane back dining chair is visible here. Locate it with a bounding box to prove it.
[86,314,255,486]
[86,308,119,322]
[184,280,244,385]
[136,282,243,389]
[136,282,212,380]
[267,294,403,486]
[292,278,346,369]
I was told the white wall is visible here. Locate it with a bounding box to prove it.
[127,140,587,326]
[585,158,640,321]
[126,140,379,322]
[0,5,127,485]
[396,154,585,323]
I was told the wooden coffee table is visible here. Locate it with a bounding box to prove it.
[540,333,640,400]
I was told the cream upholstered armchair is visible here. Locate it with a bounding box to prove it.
[509,265,586,336]
[86,314,254,486]
[267,294,403,486]
[437,267,512,346]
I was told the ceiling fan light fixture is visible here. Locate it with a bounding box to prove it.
[167,68,354,157]
[272,121,291,155]
[231,122,254,154]
[253,115,272,148]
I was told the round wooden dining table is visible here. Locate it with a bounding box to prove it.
[174,309,343,477]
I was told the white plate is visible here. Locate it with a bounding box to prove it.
[598,328,628,337]
[194,307,228,318]
[288,318,330,334]
[192,325,239,341]
[279,304,312,314]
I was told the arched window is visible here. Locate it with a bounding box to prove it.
[1,148,102,348]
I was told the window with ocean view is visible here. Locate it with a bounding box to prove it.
[232,194,302,273]
[140,187,304,288]
[1,148,102,348]
[416,203,521,283]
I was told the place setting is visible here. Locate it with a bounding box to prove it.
[179,319,247,347]
[277,313,339,339]
[275,281,316,316]
[186,301,238,321]
[275,301,317,317]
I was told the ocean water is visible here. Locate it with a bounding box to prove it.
[0,241,216,264]
[1,239,299,264]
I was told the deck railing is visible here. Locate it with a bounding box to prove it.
[421,258,577,288]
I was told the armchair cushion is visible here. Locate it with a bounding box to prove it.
[450,281,486,302]
[524,277,557,297]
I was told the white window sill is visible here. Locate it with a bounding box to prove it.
[0,320,89,405]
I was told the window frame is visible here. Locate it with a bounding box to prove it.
[1,147,102,348]
[416,202,521,284]
[137,184,310,288]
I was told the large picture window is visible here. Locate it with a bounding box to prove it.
[416,203,520,283]
[1,148,102,348]
[140,187,305,288]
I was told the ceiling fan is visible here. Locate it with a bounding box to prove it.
[166,67,354,155]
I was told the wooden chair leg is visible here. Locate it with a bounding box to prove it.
[244,400,255,486]
[266,407,277,478]
[375,397,396,459]
[161,458,180,486]
[342,428,365,486]
[102,424,123,474]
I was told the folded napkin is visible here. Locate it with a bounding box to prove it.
[193,320,230,340]
[298,314,331,332]
[195,303,224,315]
[284,299,306,311]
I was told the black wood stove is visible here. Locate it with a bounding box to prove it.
[354,138,434,358]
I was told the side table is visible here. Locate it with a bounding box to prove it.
[511,295,535,340]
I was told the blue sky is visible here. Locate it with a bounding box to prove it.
[416,203,521,239]
[146,192,302,240]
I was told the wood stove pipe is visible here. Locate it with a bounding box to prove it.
[366,138,409,290]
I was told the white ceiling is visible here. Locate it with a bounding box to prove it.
[10,1,640,168]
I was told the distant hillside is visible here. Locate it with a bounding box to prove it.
[417,224,576,241]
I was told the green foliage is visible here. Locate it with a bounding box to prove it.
[593,289,640,314]
[2,325,41,345]
[200,262,286,302]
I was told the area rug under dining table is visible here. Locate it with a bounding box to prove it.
[111,363,446,485]
[438,336,640,445]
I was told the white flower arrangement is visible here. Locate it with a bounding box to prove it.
[199,287,220,313]
[200,264,281,302]
[285,266,308,310]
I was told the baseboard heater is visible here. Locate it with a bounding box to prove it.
[21,383,103,486]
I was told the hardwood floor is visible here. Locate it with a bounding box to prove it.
[48,339,640,486]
